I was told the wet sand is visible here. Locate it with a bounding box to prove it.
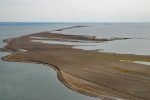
[1,30,150,100]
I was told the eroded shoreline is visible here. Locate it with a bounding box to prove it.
[0,30,150,100]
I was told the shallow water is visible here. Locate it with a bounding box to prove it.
[0,23,98,100]
[31,37,150,55]
[57,23,150,55]
[133,61,150,66]
[74,39,150,55]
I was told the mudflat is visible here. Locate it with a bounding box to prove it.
[1,31,150,100]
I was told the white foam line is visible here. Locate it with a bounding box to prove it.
[19,49,28,52]
[30,36,50,39]
[120,60,150,66]
[31,40,98,46]
[133,61,150,66]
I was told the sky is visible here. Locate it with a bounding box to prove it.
[0,0,150,22]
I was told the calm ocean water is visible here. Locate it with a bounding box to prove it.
[0,22,150,100]
[57,23,150,55]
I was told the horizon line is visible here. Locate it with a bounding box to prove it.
[0,21,150,23]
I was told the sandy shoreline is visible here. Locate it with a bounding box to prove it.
[0,30,150,100]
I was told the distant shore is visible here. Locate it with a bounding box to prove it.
[0,26,150,100]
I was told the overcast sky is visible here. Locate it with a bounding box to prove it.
[0,0,150,22]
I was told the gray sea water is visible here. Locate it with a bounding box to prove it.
[57,23,150,55]
[0,22,150,100]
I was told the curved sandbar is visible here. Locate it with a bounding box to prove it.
[1,31,150,100]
